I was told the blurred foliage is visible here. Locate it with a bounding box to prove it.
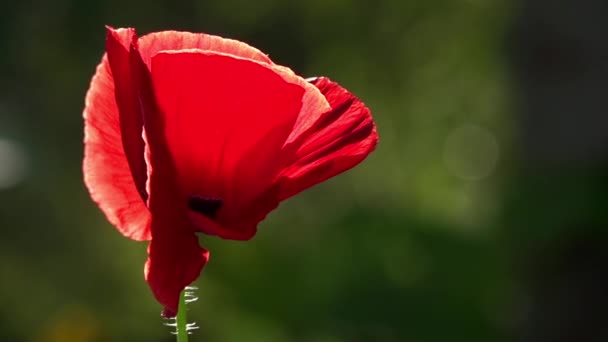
[0,0,522,341]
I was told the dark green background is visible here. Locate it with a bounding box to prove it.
[2,1,606,341]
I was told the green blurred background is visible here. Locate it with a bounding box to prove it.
[2,0,608,341]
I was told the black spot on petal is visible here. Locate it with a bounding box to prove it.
[188,195,223,219]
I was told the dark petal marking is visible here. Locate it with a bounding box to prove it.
[188,195,223,219]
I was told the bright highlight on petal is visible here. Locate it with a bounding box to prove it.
[137,30,274,66]
[83,26,378,315]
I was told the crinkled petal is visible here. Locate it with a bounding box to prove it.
[276,77,378,200]
[83,27,151,241]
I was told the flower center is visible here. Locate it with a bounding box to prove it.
[188,195,223,219]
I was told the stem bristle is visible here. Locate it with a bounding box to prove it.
[163,286,199,341]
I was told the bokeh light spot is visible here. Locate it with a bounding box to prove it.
[0,138,28,189]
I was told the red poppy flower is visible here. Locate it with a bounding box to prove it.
[83,27,378,315]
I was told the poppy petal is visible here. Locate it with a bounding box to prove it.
[149,50,306,239]
[277,77,378,200]
[144,230,209,314]
[105,27,148,201]
[136,30,273,68]
[128,45,209,314]
[83,28,151,241]
[133,28,333,162]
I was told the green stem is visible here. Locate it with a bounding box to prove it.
[175,290,189,342]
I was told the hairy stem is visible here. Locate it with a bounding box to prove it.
[175,290,188,342]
